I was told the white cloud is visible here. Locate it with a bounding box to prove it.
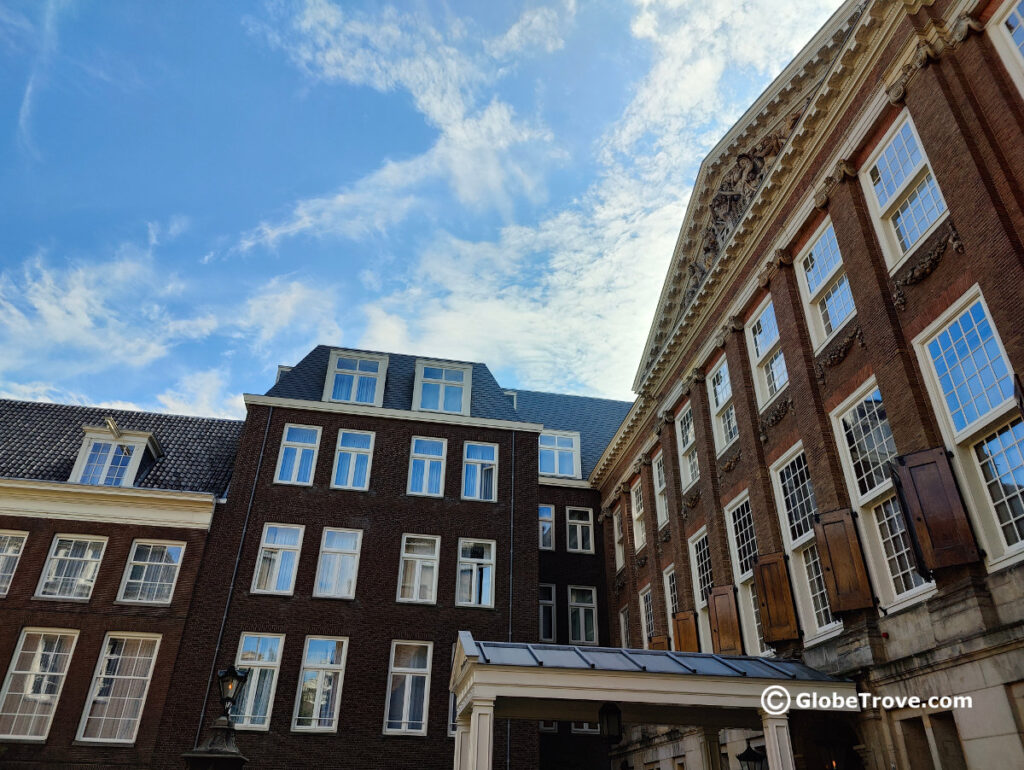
[16,0,64,161]
[486,1,576,59]
[156,369,245,419]
[234,276,343,356]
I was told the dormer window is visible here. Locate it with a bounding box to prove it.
[69,422,160,488]
[539,431,581,479]
[413,361,472,416]
[81,442,134,486]
[322,350,388,407]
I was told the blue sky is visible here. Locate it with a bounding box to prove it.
[0,0,842,417]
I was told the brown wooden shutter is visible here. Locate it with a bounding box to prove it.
[752,553,799,642]
[672,611,700,652]
[891,448,979,570]
[649,634,670,650]
[813,508,874,612]
[708,586,744,655]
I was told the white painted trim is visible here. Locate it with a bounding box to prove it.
[413,359,473,417]
[250,523,305,596]
[989,0,1024,100]
[723,489,754,583]
[383,640,433,736]
[290,635,349,733]
[830,376,894,509]
[396,533,441,605]
[538,477,592,489]
[273,423,322,487]
[567,585,599,645]
[539,583,557,643]
[565,507,595,555]
[313,528,363,600]
[321,350,389,408]
[0,627,80,740]
[68,426,161,488]
[461,441,499,503]
[652,450,670,530]
[793,218,858,354]
[455,538,497,609]
[232,632,286,731]
[662,563,677,648]
[35,534,108,600]
[707,357,739,455]
[329,429,375,491]
[638,585,653,648]
[745,295,789,409]
[76,631,161,744]
[244,394,544,433]
[115,539,187,605]
[538,429,583,480]
[407,436,448,498]
[687,527,713,653]
[0,529,28,597]
[675,402,700,492]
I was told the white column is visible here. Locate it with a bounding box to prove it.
[453,714,471,770]
[681,727,723,770]
[467,697,495,770]
[760,711,797,770]
[700,727,723,770]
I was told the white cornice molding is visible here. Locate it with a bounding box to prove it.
[0,478,217,530]
[244,394,544,433]
[538,477,593,489]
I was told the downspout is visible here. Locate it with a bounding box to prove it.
[506,430,516,770]
[194,405,274,748]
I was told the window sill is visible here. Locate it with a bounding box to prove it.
[984,542,1024,575]
[885,211,950,276]
[32,595,92,603]
[715,437,739,459]
[757,384,790,415]
[250,589,296,597]
[396,598,438,606]
[330,485,370,492]
[567,550,596,556]
[460,496,498,503]
[291,727,340,734]
[114,599,174,607]
[406,491,444,499]
[811,314,859,357]
[312,594,355,601]
[456,603,495,610]
[74,738,137,746]
[803,622,844,649]
[880,583,936,617]
[234,725,270,732]
[0,736,47,744]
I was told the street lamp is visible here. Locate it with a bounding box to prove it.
[181,667,250,770]
[217,665,248,718]
[599,702,623,745]
[737,739,769,770]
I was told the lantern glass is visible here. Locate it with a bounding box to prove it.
[217,665,248,709]
[737,739,768,770]
[598,702,623,745]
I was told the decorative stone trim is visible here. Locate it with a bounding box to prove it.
[891,222,963,310]
[886,40,938,105]
[948,13,983,45]
[659,528,672,544]
[720,449,742,474]
[758,396,794,443]
[814,325,866,386]
[614,574,626,595]
[684,489,702,510]
[813,159,857,209]
[636,555,648,568]
[619,482,632,495]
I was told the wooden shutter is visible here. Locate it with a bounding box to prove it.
[813,509,874,612]
[752,553,799,642]
[649,634,670,650]
[708,586,744,655]
[672,611,700,652]
[891,448,979,570]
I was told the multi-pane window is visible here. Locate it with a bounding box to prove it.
[0,629,78,739]
[118,541,185,604]
[326,352,384,406]
[462,443,497,501]
[332,430,374,490]
[619,607,630,648]
[729,499,758,578]
[748,299,789,403]
[275,425,320,485]
[80,441,135,486]
[803,545,835,630]
[397,534,440,604]
[36,536,106,600]
[798,223,856,344]
[539,505,555,550]
[778,453,818,543]
[709,359,739,451]
[539,584,556,642]
[631,480,647,551]
[539,432,580,478]
[925,300,1012,434]
[408,438,446,497]
[838,388,898,498]
[874,496,927,596]
[252,524,303,595]
[314,528,362,599]
[864,117,947,259]
[456,539,495,608]
[568,586,598,644]
[0,532,27,596]
[78,634,160,743]
[974,418,1024,548]
[384,641,432,735]
[613,511,624,570]
[639,587,655,648]
[749,584,771,655]
[231,634,283,729]
[676,405,700,489]
[663,567,679,616]
[417,363,468,414]
[653,454,669,528]
[292,636,348,732]
[693,533,713,607]
[566,508,594,554]
[1006,1,1024,58]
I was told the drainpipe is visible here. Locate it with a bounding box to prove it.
[506,430,516,770]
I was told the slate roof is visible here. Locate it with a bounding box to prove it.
[511,390,633,478]
[0,399,243,496]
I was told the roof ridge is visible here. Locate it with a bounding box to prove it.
[0,398,244,425]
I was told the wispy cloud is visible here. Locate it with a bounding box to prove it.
[485,0,576,59]
[156,368,244,419]
[17,0,65,160]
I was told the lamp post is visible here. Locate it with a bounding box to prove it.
[182,666,250,770]
[737,739,769,770]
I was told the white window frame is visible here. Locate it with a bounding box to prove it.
[321,349,388,407]
[76,632,161,744]
[251,523,304,596]
[0,530,28,597]
[539,504,555,550]
[913,286,1024,571]
[688,527,713,652]
[707,356,739,455]
[612,509,624,571]
[631,479,647,552]
[746,295,789,407]
[566,507,595,554]
[69,427,155,488]
[274,424,322,487]
[794,218,858,351]
[572,721,601,734]
[455,538,495,608]
[383,640,433,736]
[0,627,79,740]
[539,583,556,642]
[619,606,630,648]
[989,0,1024,98]
[859,112,949,271]
[291,635,349,733]
[639,585,654,649]
[116,539,186,605]
[413,359,472,416]
[313,528,363,600]
[567,585,599,645]
[330,429,375,491]
[539,720,558,733]
[396,534,441,605]
[407,436,447,498]
[35,534,107,601]
[662,564,678,649]
[675,403,700,491]
[652,451,669,529]
[461,441,498,502]
[770,442,843,645]
[232,633,285,731]
[724,491,765,656]
[538,430,582,479]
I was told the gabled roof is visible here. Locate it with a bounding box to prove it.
[0,399,243,496]
[510,390,633,478]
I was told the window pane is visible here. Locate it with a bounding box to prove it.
[0,534,27,596]
[355,376,376,404]
[892,173,946,252]
[557,451,574,476]
[874,496,927,596]
[802,225,843,295]
[819,274,855,335]
[332,373,354,401]
[0,631,77,739]
[752,302,780,357]
[443,385,463,412]
[841,388,898,496]
[975,419,1024,547]
[80,636,159,742]
[539,449,555,474]
[869,122,923,207]
[340,432,372,449]
[779,453,818,541]
[286,426,318,444]
[420,382,440,410]
[730,500,758,576]
[414,439,444,456]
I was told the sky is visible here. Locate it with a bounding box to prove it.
[0,0,843,418]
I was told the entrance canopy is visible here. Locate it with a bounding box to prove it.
[449,632,857,770]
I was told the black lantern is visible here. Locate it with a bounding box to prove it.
[598,702,623,745]
[217,666,248,718]
[737,739,769,770]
